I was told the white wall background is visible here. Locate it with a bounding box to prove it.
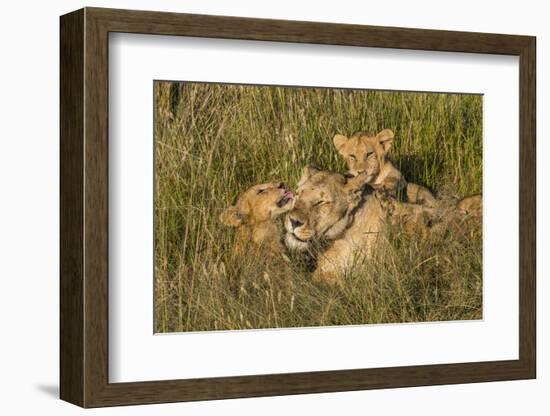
[0,0,545,414]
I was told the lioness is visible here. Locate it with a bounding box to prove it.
[333,129,436,207]
[220,182,294,256]
[284,166,386,284]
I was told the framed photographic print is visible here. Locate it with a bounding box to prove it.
[60,7,536,408]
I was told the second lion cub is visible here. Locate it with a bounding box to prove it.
[220,181,294,257]
[333,129,436,206]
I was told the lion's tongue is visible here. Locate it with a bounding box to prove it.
[284,191,294,199]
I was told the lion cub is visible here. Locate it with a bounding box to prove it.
[457,194,482,217]
[333,129,436,207]
[220,182,294,256]
[451,194,483,234]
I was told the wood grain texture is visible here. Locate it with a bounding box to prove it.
[518,38,536,375]
[59,8,84,407]
[89,7,532,54]
[83,10,110,406]
[59,7,537,408]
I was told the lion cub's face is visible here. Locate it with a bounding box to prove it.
[220,182,294,227]
[333,129,395,179]
[284,167,360,251]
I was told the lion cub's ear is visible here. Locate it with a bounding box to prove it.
[297,165,322,187]
[220,206,245,227]
[376,129,395,153]
[333,134,348,154]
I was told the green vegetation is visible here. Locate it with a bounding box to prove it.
[154,82,482,333]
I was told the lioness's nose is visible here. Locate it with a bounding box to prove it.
[289,217,303,229]
[277,182,285,189]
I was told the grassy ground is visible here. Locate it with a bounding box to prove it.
[154,81,483,333]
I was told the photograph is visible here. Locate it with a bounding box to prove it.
[153,81,483,333]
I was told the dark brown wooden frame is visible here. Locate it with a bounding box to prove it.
[60,7,536,408]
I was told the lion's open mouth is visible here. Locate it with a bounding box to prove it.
[277,191,294,208]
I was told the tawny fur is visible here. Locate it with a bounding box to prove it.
[284,167,479,284]
[220,182,294,257]
[333,130,436,207]
[456,194,482,216]
[284,167,388,284]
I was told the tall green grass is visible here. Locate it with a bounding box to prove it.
[154,81,482,333]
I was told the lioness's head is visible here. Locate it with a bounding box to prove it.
[220,182,294,227]
[284,166,365,251]
[333,129,395,178]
